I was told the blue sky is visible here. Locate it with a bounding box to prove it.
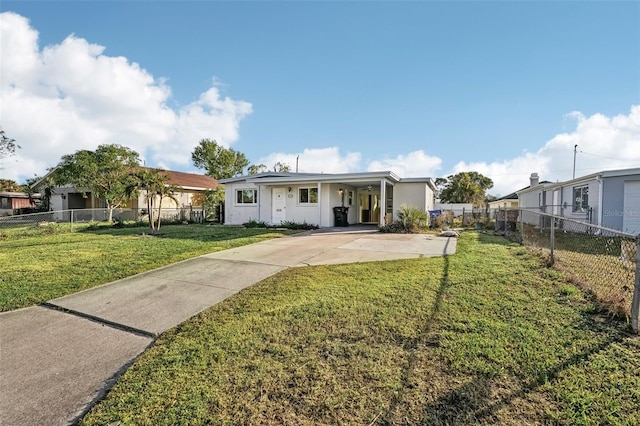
[1,1,639,195]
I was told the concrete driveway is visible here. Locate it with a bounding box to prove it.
[0,228,456,425]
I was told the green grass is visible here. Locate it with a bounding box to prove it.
[0,223,297,311]
[81,233,640,425]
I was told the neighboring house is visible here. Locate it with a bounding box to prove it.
[517,168,640,234]
[489,174,553,211]
[487,193,519,210]
[219,171,436,228]
[0,191,40,216]
[33,168,219,216]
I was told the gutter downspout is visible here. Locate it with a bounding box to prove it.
[597,176,603,227]
[379,179,386,227]
[317,181,322,227]
[257,184,261,222]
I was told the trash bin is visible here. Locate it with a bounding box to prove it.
[333,206,349,227]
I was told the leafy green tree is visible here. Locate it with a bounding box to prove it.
[0,179,21,192]
[54,144,141,221]
[436,172,493,206]
[191,139,249,179]
[192,187,225,221]
[247,164,267,175]
[0,127,19,159]
[273,161,291,172]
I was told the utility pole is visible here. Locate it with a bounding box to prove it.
[296,155,299,173]
[572,144,578,179]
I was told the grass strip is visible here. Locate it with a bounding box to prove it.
[82,233,640,425]
[0,224,296,311]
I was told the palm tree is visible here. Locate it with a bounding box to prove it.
[134,169,181,233]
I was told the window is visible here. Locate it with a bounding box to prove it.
[299,187,318,204]
[348,190,353,206]
[0,197,9,209]
[573,186,588,212]
[236,189,257,204]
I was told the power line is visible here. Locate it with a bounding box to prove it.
[578,150,640,163]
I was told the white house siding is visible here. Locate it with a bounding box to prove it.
[223,181,260,225]
[557,178,600,224]
[519,177,603,228]
[518,187,545,210]
[281,183,321,226]
[393,182,428,220]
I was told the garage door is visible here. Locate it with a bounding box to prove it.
[623,181,640,234]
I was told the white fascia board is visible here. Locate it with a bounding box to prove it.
[246,171,402,185]
[219,172,315,184]
[601,167,640,178]
[517,173,602,195]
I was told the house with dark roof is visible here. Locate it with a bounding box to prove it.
[34,168,219,219]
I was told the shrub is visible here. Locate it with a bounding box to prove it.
[432,211,454,230]
[397,205,428,233]
[379,221,410,233]
[379,205,428,234]
[40,222,65,235]
[280,221,319,230]
[244,219,269,228]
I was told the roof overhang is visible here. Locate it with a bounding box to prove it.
[221,171,435,190]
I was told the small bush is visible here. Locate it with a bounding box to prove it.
[244,219,269,228]
[379,205,428,234]
[40,222,66,235]
[280,220,319,230]
[379,221,410,233]
[397,205,428,233]
[111,218,125,228]
[432,211,454,230]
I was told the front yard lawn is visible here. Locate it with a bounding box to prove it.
[82,233,640,425]
[0,224,297,311]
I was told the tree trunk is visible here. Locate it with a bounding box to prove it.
[156,197,163,231]
[147,197,155,232]
[107,203,114,222]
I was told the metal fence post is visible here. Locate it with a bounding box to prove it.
[70,209,73,231]
[549,217,555,266]
[520,208,525,244]
[631,236,640,334]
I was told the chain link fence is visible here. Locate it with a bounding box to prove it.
[0,207,210,230]
[494,208,640,333]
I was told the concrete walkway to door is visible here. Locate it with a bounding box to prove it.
[0,228,456,426]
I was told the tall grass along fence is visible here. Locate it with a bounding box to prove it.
[495,207,640,333]
[0,207,209,230]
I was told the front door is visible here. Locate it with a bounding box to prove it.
[359,192,380,223]
[272,188,286,224]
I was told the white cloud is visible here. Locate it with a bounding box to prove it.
[256,147,362,173]
[367,150,442,178]
[0,12,252,182]
[451,106,640,196]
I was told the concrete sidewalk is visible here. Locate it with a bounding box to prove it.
[0,229,456,425]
